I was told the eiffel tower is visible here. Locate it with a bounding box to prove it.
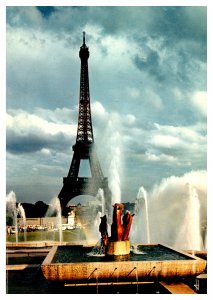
[58,32,111,214]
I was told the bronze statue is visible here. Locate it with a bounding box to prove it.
[99,203,135,245]
[99,215,108,246]
[122,210,135,240]
[111,203,125,241]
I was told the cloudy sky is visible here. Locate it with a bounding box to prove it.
[6,5,207,204]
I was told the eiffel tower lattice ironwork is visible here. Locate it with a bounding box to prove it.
[58,32,111,213]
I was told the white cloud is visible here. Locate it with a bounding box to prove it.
[150,134,180,148]
[153,122,206,145]
[7,7,43,28]
[6,7,207,204]
[101,35,129,57]
[125,114,136,125]
[35,107,74,123]
[127,87,140,99]
[172,88,183,100]
[6,110,76,137]
[145,151,176,162]
[144,89,163,110]
[192,91,207,117]
[91,101,109,120]
[126,119,206,170]
[40,148,51,156]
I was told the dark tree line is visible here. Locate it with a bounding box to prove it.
[21,201,49,218]
[6,201,50,225]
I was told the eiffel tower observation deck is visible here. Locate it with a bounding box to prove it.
[58,32,111,214]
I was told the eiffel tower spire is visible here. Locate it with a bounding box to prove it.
[58,32,111,214]
[76,31,93,143]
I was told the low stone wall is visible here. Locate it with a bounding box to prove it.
[41,244,207,282]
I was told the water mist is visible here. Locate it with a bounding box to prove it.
[133,171,206,251]
[85,189,108,242]
[174,184,203,252]
[18,203,27,242]
[131,186,151,244]
[104,113,123,206]
[109,142,122,205]
[6,191,18,243]
[46,197,63,244]
[96,188,106,216]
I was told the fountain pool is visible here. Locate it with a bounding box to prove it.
[41,201,206,286]
[41,244,206,283]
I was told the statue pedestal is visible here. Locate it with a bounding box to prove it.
[107,240,130,256]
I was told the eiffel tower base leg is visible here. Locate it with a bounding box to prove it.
[58,177,111,216]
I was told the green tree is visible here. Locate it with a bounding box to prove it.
[6,215,13,226]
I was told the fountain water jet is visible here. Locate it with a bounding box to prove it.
[96,188,106,216]
[83,190,107,243]
[130,171,206,252]
[131,186,150,244]
[174,184,203,253]
[145,171,206,251]
[17,203,27,242]
[6,191,18,243]
[109,144,122,205]
[6,191,28,242]
[130,187,150,244]
[46,197,62,244]
[103,114,122,206]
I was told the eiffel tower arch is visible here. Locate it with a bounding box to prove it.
[58,32,111,214]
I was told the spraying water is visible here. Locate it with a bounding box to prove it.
[131,186,151,244]
[103,113,122,206]
[204,228,207,250]
[84,189,108,242]
[135,171,206,251]
[6,169,206,252]
[6,191,18,243]
[46,197,62,244]
[84,170,206,252]
[138,187,150,243]
[90,211,102,242]
[96,188,106,216]
[174,184,203,252]
[17,203,27,242]
[109,143,122,205]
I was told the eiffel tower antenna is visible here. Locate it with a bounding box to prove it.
[58,32,111,214]
[83,31,86,45]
